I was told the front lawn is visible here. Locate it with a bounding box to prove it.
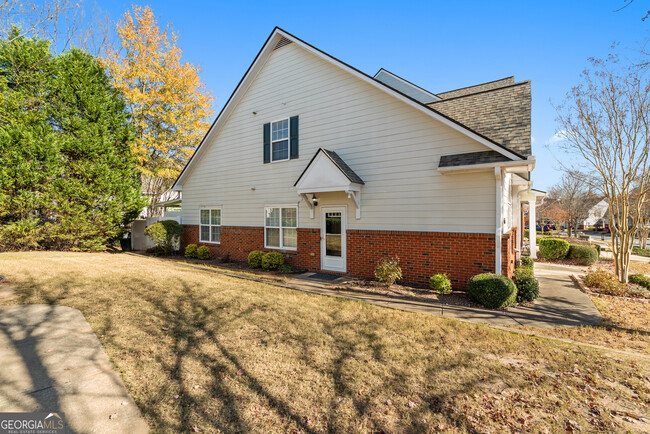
[1,252,648,432]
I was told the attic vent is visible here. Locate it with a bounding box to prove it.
[274,37,292,50]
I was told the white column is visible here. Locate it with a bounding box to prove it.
[495,167,503,274]
[529,199,537,259]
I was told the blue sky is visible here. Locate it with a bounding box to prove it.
[98,0,650,191]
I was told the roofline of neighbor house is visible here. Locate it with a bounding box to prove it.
[429,80,531,104]
[373,68,441,101]
[436,76,515,97]
[172,27,526,190]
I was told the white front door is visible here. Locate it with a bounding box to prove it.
[321,206,346,272]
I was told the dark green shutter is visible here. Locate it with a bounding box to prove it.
[290,115,299,159]
[263,122,270,163]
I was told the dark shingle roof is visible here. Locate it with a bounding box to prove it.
[429,81,532,157]
[321,149,364,184]
[438,151,512,168]
[436,77,515,99]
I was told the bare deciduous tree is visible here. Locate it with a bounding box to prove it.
[548,173,596,238]
[555,52,650,283]
[0,0,112,55]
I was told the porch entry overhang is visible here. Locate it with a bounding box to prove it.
[294,148,364,219]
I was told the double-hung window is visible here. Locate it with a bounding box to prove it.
[271,119,289,162]
[199,208,221,243]
[265,206,297,249]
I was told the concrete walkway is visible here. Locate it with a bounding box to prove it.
[285,264,602,329]
[0,304,148,434]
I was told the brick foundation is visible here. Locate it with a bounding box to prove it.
[181,225,516,289]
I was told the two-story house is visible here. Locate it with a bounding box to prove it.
[171,28,544,287]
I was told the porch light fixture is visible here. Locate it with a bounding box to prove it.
[312,195,318,207]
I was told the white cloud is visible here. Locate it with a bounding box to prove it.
[546,130,567,145]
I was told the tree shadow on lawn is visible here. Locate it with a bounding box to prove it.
[9,271,520,432]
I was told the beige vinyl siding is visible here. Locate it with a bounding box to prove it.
[182,42,497,233]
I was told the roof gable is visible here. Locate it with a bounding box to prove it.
[172,28,525,189]
[294,148,364,189]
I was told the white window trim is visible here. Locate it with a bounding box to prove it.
[270,117,290,163]
[199,207,222,244]
[264,205,298,250]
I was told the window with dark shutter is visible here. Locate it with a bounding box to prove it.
[264,116,299,163]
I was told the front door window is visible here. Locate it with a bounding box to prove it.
[325,212,342,257]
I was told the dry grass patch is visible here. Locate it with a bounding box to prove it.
[0,252,648,432]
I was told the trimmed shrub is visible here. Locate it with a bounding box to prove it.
[632,246,650,257]
[184,244,198,259]
[248,250,264,268]
[374,255,402,285]
[467,273,517,309]
[594,244,601,258]
[262,252,284,271]
[278,264,293,273]
[520,256,534,269]
[196,245,211,260]
[629,273,650,289]
[524,229,530,239]
[538,238,570,260]
[567,244,598,266]
[513,266,539,302]
[430,273,452,294]
[144,220,184,255]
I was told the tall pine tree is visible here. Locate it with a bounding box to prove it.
[0,30,146,250]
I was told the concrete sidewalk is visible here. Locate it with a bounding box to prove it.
[284,264,602,329]
[0,304,148,434]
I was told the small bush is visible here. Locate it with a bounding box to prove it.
[374,255,402,285]
[513,266,539,302]
[584,269,628,296]
[184,244,198,259]
[248,250,264,268]
[520,256,534,269]
[594,244,601,258]
[430,273,452,294]
[629,273,650,289]
[567,244,598,266]
[144,220,184,255]
[467,273,517,309]
[538,238,570,260]
[262,251,284,271]
[524,229,530,239]
[278,264,293,273]
[196,245,211,260]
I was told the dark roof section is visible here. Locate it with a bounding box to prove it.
[437,76,515,99]
[294,148,364,186]
[429,81,532,157]
[438,150,512,168]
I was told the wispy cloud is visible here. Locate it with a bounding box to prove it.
[546,130,567,145]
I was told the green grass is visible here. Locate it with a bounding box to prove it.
[1,252,649,432]
[632,246,650,257]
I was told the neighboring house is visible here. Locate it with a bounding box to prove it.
[131,190,182,250]
[171,28,543,287]
[581,198,607,229]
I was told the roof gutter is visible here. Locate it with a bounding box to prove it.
[438,156,535,175]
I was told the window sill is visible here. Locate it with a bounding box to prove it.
[264,246,297,252]
[199,241,221,245]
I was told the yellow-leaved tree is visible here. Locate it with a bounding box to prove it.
[103,6,213,216]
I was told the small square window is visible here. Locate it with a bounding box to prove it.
[264,206,298,250]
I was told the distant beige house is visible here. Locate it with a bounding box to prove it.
[170,27,544,287]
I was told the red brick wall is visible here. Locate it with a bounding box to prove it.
[347,230,495,288]
[181,225,320,270]
[182,225,508,289]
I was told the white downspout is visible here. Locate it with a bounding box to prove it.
[529,197,537,259]
[495,167,503,274]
